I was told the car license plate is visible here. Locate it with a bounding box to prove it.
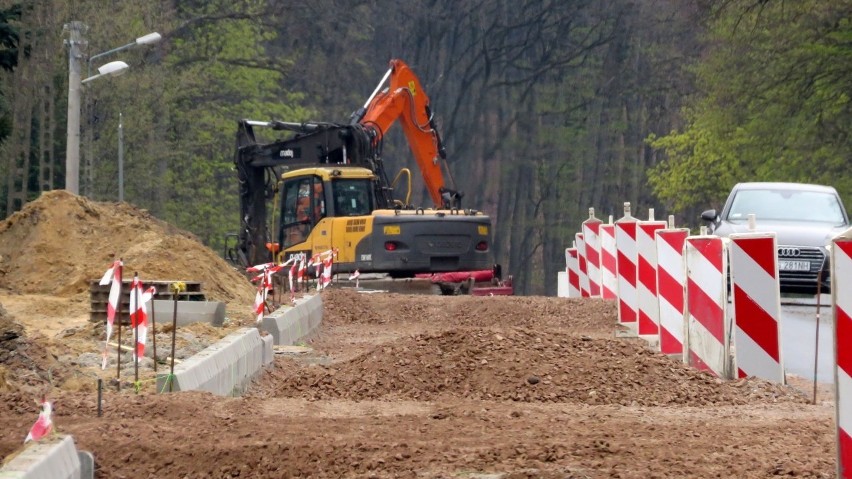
[779,260,810,272]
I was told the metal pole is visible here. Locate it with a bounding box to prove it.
[84,98,94,197]
[85,34,158,199]
[97,378,102,417]
[169,290,178,392]
[115,261,123,390]
[813,270,823,404]
[64,21,87,195]
[133,273,139,386]
[150,289,158,373]
[118,113,124,202]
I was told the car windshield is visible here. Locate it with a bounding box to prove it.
[727,188,847,225]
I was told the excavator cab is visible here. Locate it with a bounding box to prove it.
[275,167,381,263]
[332,180,373,217]
[279,175,326,248]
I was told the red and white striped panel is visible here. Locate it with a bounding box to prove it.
[600,223,617,300]
[615,215,639,333]
[832,238,852,478]
[637,221,667,343]
[565,247,581,298]
[729,233,783,383]
[655,228,689,356]
[582,217,603,298]
[575,232,590,298]
[684,235,729,377]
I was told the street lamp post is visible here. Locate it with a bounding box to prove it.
[83,31,161,198]
[118,113,124,202]
[63,24,161,196]
[86,32,162,79]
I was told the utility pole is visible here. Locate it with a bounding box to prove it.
[118,112,124,202]
[64,21,87,195]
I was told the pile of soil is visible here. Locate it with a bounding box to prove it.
[0,191,260,394]
[0,190,254,305]
[255,291,807,407]
[0,304,68,393]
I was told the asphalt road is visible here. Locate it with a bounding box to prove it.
[779,295,835,384]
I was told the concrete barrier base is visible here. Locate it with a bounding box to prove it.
[0,435,88,479]
[151,300,225,327]
[156,328,265,396]
[261,294,323,345]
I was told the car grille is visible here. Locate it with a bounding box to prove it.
[777,245,825,281]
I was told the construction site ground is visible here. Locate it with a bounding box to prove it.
[0,191,839,478]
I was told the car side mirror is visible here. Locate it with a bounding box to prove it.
[700,209,718,223]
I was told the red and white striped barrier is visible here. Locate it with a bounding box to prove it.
[729,227,784,383]
[600,219,617,300]
[565,246,581,298]
[575,232,590,298]
[832,235,852,477]
[582,208,603,298]
[655,220,689,356]
[684,233,730,378]
[637,210,667,343]
[615,203,638,334]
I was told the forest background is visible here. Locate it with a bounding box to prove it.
[0,0,849,295]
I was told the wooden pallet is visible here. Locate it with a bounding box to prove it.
[89,279,206,324]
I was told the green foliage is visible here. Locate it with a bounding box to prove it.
[156,3,314,253]
[649,0,852,211]
[0,3,20,72]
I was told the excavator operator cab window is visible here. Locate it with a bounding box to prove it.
[333,180,372,217]
[280,176,324,248]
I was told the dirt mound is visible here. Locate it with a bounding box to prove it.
[0,191,255,307]
[323,289,617,335]
[0,191,271,394]
[259,327,806,406]
[0,305,70,393]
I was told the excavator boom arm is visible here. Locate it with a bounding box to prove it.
[358,59,460,209]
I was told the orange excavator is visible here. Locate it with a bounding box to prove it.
[231,59,512,294]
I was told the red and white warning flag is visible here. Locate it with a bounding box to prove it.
[129,275,156,361]
[349,269,361,288]
[297,256,307,284]
[246,262,274,274]
[250,263,285,284]
[289,261,298,292]
[24,397,53,443]
[99,259,123,369]
[252,268,273,323]
[319,254,334,290]
[252,287,265,323]
[311,254,322,280]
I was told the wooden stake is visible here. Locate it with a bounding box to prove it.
[168,282,184,392]
[150,291,158,373]
[97,378,102,417]
[133,273,139,387]
[115,261,123,390]
[812,270,823,405]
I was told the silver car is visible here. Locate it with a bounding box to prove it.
[701,182,849,294]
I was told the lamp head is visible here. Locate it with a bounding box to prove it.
[135,32,162,45]
[97,60,129,77]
